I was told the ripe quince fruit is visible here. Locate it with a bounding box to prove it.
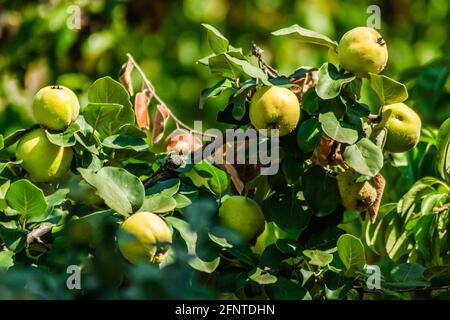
[118,212,172,264]
[249,86,300,137]
[32,85,80,131]
[338,27,388,78]
[16,128,73,182]
[219,196,265,242]
[374,103,421,153]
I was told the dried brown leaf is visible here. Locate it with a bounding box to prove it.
[152,104,171,144]
[135,91,151,130]
[119,59,134,96]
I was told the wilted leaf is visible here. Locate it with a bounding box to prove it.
[118,58,134,96]
[152,104,171,144]
[134,91,151,130]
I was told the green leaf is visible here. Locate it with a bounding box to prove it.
[0,160,22,175]
[303,249,333,267]
[365,204,396,255]
[316,63,355,99]
[343,138,384,177]
[102,135,148,152]
[389,263,430,288]
[397,179,436,217]
[202,24,229,54]
[337,234,366,274]
[436,118,450,151]
[0,225,27,252]
[78,167,144,216]
[437,124,450,182]
[45,122,81,147]
[297,118,322,153]
[1,127,35,150]
[368,74,409,105]
[185,161,229,197]
[208,53,270,85]
[5,180,47,219]
[160,180,180,197]
[323,271,353,299]
[141,194,177,213]
[421,193,445,215]
[265,276,311,300]
[183,192,219,233]
[0,135,3,150]
[249,267,277,285]
[45,188,70,214]
[199,79,233,109]
[88,76,132,109]
[385,217,411,261]
[318,112,359,144]
[0,250,14,271]
[173,193,192,209]
[88,76,135,129]
[231,80,256,120]
[272,24,337,48]
[166,216,220,273]
[303,166,340,217]
[301,89,321,114]
[83,102,123,138]
[415,213,437,260]
[269,187,311,232]
[371,127,387,149]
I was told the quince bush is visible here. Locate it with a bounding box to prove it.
[0,24,449,300]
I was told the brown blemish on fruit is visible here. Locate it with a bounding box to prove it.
[377,37,386,46]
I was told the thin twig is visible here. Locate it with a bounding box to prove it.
[126,53,216,138]
[143,129,235,189]
[368,114,382,122]
[433,203,450,213]
[251,42,279,78]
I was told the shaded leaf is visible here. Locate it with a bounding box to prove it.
[316,63,355,99]
[337,234,366,274]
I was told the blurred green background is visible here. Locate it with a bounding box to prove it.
[1,0,448,136]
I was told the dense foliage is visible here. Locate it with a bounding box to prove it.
[0,1,449,300]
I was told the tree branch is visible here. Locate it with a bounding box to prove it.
[126,53,216,138]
